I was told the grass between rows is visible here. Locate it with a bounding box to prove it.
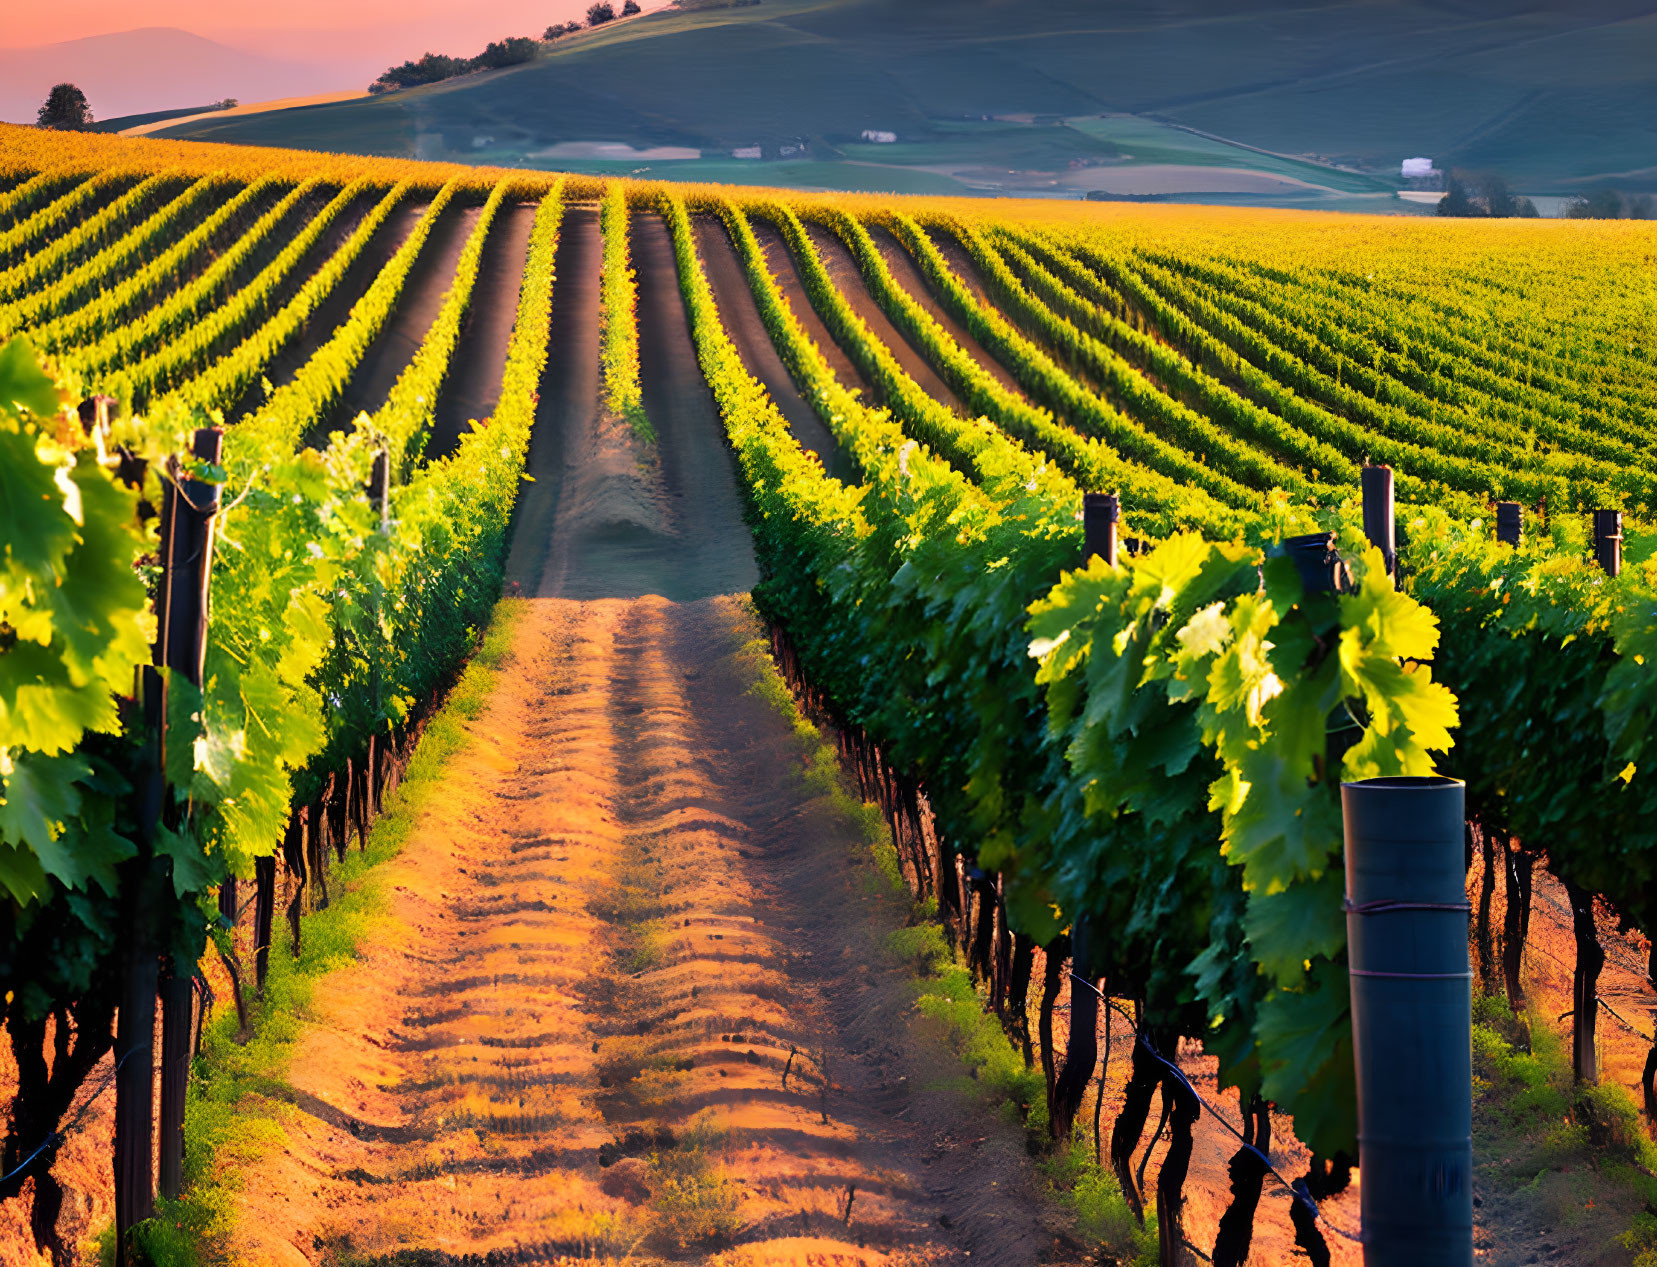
[1473,993,1657,1264]
[732,609,1156,1265]
[102,598,528,1266]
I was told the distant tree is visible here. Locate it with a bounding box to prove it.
[1438,169,1539,218]
[370,51,468,93]
[622,0,642,12]
[211,98,238,111]
[1437,171,1484,217]
[473,36,538,68]
[588,2,616,24]
[37,83,93,130]
[1566,188,1622,218]
[1480,173,1520,218]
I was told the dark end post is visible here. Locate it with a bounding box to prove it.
[1495,501,1522,547]
[77,394,116,439]
[1342,775,1471,1266]
[155,427,224,1204]
[1593,509,1622,578]
[114,666,166,1267]
[1083,492,1120,567]
[369,447,390,534]
[1361,464,1396,577]
[1282,532,1352,595]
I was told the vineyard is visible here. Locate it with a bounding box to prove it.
[2,122,1657,1267]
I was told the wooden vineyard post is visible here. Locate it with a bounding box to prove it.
[157,427,225,1205]
[113,668,162,1267]
[1565,880,1605,1084]
[1558,508,1623,1083]
[1051,495,1118,1142]
[1083,491,1120,568]
[1361,464,1396,578]
[1495,501,1522,546]
[1593,508,1622,578]
[1342,776,1472,1265]
[253,855,276,996]
[115,427,224,1260]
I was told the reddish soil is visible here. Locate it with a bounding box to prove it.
[208,209,1088,1266]
[790,220,962,415]
[861,224,1027,402]
[222,190,408,422]
[1465,846,1656,1267]
[428,202,539,458]
[327,201,479,429]
[692,215,848,482]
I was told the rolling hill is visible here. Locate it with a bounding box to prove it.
[148,0,1657,200]
[0,28,344,126]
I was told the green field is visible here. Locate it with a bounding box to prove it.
[156,0,1657,202]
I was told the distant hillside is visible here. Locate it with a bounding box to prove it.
[158,0,1657,198]
[0,28,341,125]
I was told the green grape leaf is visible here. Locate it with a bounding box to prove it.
[0,749,88,868]
[0,639,122,754]
[155,823,213,898]
[0,841,49,905]
[45,458,150,692]
[0,336,64,421]
[1243,869,1346,984]
[1255,959,1356,1158]
[0,427,75,579]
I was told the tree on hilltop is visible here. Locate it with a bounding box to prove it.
[588,2,616,24]
[623,0,642,13]
[475,37,538,68]
[37,84,93,131]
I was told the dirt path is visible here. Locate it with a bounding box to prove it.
[327,202,479,432]
[428,202,539,459]
[1466,847,1657,1266]
[222,192,401,422]
[862,225,1027,402]
[215,210,1092,1266]
[693,215,851,484]
[503,205,597,596]
[792,221,962,415]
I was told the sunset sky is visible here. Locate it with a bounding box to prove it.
[5,1,668,61]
